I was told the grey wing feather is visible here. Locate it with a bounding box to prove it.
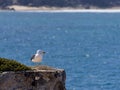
[31,54,35,60]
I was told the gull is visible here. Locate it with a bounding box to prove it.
[31,49,45,64]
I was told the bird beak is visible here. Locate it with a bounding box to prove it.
[43,51,46,54]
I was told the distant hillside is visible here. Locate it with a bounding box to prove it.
[0,0,120,9]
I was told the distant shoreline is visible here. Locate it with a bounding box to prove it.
[1,5,120,13]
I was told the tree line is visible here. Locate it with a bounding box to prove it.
[0,0,120,8]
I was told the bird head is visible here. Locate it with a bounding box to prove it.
[36,49,45,55]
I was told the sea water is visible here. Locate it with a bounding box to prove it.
[0,12,120,90]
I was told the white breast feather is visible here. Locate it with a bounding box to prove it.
[32,54,42,62]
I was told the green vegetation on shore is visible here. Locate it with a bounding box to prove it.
[0,0,120,9]
[0,57,31,72]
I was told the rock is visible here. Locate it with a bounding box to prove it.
[0,65,66,90]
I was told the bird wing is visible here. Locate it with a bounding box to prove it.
[31,54,35,60]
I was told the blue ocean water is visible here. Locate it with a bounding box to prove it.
[0,12,120,90]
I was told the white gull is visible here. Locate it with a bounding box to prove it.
[31,49,45,64]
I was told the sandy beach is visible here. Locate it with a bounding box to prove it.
[4,5,120,12]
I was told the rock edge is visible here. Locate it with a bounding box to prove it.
[0,65,66,90]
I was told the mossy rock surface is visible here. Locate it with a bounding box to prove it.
[0,57,31,72]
